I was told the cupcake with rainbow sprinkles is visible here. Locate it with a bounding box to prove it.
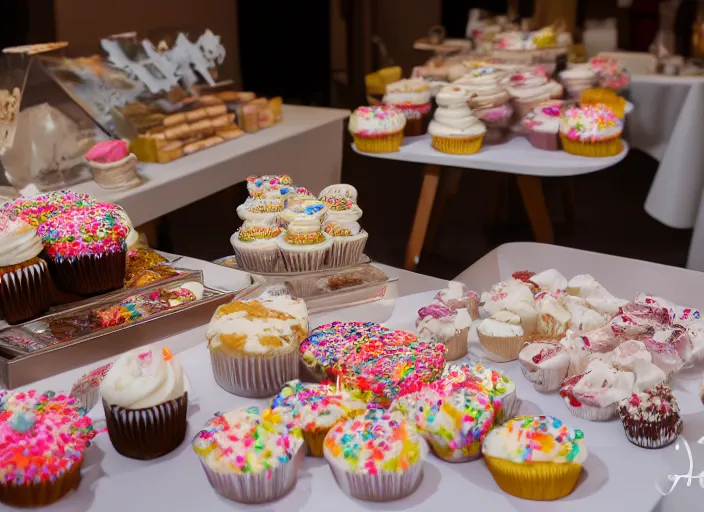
[349,105,406,153]
[559,104,623,157]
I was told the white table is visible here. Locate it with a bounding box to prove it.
[628,74,704,270]
[70,105,350,227]
[16,244,704,511]
[353,135,629,270]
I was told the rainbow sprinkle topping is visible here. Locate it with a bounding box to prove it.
[238,225,281,242]
[2,191,93,227]
[560,104,622,142]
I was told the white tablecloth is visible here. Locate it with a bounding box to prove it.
[629,74,704,269]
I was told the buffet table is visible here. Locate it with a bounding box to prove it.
[70,105,350,226]
[12,244,704,511]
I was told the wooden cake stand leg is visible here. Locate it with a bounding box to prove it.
[517,175,555,244]
[405,165,441,271]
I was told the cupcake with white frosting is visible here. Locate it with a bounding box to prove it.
[477,316,525,362]
[559,104,623,157]
[480,279,538,334]
[277,200,332,271]
[559,66,598,99]
[416,303,471,360]
[443,363,518,423]
[382,79,432,136]
[100,345,188,459]
[319,184,358,205]
[236,196,284,225]
[434,281,479,319]
[519,341,570,392]
[323,219,367,268]
[230,218,282,272]
[523,101,562,151]
[535,291,571,337]
[349,105,406,153]
[503,69,563,119]
[428,86,486,155]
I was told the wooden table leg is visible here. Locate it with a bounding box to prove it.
[405,165,441,271]
[516,175,555,244]
[425,167,462,250]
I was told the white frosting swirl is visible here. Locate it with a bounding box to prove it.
[0,219,43,266]
[383,79,431,106]
[429,87,486,138]
[478,318,524,337]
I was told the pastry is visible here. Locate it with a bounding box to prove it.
[217,127,245,140]
[480,278,538,333]
[618,383,682,449]
[0,217,51,324]
[434,281,480,319]
[185,107,208,123]
[483,416,586,501]
[277,213,333,272]
[559,104,623,157]
[270,380,366,456]
[85,139,141,189]
[416,303,470,360]
[193,406,304,504]
[382,78,432,136]
[442,363,518,423]
[559,66,598,99]
[0,390,96,507]
[269,97,283,122]
[519,341,570,392]
[477,317,524,362]
[428,86,486,154]
[523,101,562,151]
[100,346,188,459]
[565,274,627,317]
[230,218,282,272]
[258,106,276,128]
[242,105,260,133]
[196,94,223,106]
[323,409,427,501]
[535,291,571,337]
[164,123,191,140]
[205,105,228,117]
[189,118,215,137]
[205,298,308,397]
[349,105,406,153]
[162,112,186,127]
[323,219,367,268]
[215,91,241,102]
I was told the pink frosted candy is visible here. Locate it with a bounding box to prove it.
[86,140,129,164]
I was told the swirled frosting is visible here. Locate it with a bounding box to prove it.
[428,86,486,138]
[560,105,623,142]
[236,197,284,222]
[234,218,282,243]
[280,199,328,225]
[383,79,431,106]
[319,184,358,204]
[523,103,562,133]
[349,105,406,137]
[453,67,509,107]
[0,217,43,266]
[323,219,362,237]
[503,71,561,102]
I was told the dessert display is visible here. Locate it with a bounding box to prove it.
[349,105,406,153]
[85,139,141,190]
[428,85,486,154]
[205,297,309,397]
[100,345,188,460]
[381,78,432,136]
[559,104,624,158]
[192,406,304,504]
[483,416,587,500]
[416,303,471,360]
[323,409,427,501]
[618,383,683,449]
[0,390,96,507]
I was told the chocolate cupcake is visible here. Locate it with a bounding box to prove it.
[618,383,683,449]
[38,202,129,295]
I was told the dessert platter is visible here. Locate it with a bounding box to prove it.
[3,239,704,511]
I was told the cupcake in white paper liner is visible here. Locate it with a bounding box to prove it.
[642,326,693,379]
[477,316,524,362]
[193,406,305,503]
[480,279,538,334]
[276,204,333,271]
[323,409,427,502]
[434,281,480,320]
[230,218,283,273]
[442,363,518,423]
[323,220,367,268]
[69,362,113,412]
[416,303,470,361]
[519,341,569,392]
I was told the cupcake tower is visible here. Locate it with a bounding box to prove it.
[231,176,368,272]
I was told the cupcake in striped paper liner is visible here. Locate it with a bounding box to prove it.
[483,416,587,501]
[277,203,333,272]
[559,359,634,421]
[323,409,427,501]
[206,297,308,398]
[519,341,570,392]
[100,345,188,460]
[270,379,366,456]
[391,377,495,462]
[230,218,283,273]
[0,390,96,507]
[618,383,682,449]
[477,315,525,362]
[433,281,480,319]
[69,362,114,412]
[323,219,368,268]
[416,303,471,361]
[193,406,305,504]
[442,363,518,423]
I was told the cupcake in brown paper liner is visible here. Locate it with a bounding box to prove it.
[618,383,683,449]
[100,346,188,460]
[0,217,51,324]
[206,297,309,398]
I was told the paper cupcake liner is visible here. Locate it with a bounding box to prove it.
[74,387,100,413]
[210,348,299,398]
[0,456,83,507]
[304,428,329,457]
[559,133,623,158]
[444,327,469,361]
[431,135,484,155]
[620,414,683,449]
[233,244,281,273]
[279,245,329,272]
[495,389,520,424]
[527,131,560,151]
[564,401,617,421]
[90,154,141,190]
[102,393,188,460]
[428,437,481,463]
[520,363,568,393]
[403,117,426,137]
[328,232,368,268]
[326,456,424,502]
[484,456,582,501]
[353,131,404,153]
[200,447,304,504]
[0,258,51,324]
[48,250,126,295]
[477,332,524,362]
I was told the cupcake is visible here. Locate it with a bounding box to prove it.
[454,67,513,144]
[581,87,627,118]
[618,383,682,449]
[37,203,130,295]
[323,409,427,501]
[519,341,570,392]
[480,278,538,333]
[69,362,113,412]
[193,406,304,504]
[271,380,366,456]
[566,274,627,317]
[349,105,406,153]
[443,363,518,423]
[319,183,358,204]
[0,390,96,507]
[559,104,623,158]
[559,66,598,99]
[277,219,332,272]
[477,317,525,362]
[323,219,367,268]
[382,78,432,136]
[299,321,390,381]
[246,174,294,198]
[0,217,51,324]
[236,196,284,225]
[642,326,693,378]
[279,198,328,228]
[561,294,610,331]
[529,268,568,291]
[428,86,486,154]
[2,190,93,228]
[416,303,470,361]
[434,281,480,319]
[483,415,587,501]
[503,70,563,119]
[206,297,308,397]
[230,218,282,273]
[100,346,188,459]
[535,291,571,337]
[396,380,495,462]
[589,56,630,94]
[85,139,141,190]
[559,359,634,421]
[523,101,562,151]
